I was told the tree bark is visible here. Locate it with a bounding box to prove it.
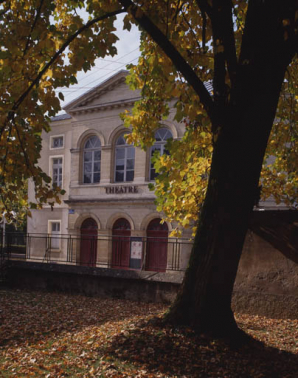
[166,1,297,338]
[122,0,297,340]
[166,96,283,338]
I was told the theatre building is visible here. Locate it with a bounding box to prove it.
[27,70,192,271]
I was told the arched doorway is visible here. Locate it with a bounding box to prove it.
[112,218,131,269]
[80,218,98,266]
[146,219,168,272]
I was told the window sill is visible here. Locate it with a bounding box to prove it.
[78,183,101,187]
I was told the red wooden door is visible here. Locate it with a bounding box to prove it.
[146,219,168,272]
[112,218,131,269]
[80,218,98,266]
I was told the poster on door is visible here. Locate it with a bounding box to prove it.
[130,237,142,269]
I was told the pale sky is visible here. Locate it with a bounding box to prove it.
[57,14,141,111]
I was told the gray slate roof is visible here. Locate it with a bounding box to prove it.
[50,113,72,122]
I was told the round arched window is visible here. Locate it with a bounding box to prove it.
[83,136,101,184]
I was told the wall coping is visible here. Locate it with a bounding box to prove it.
[7,260,184,284]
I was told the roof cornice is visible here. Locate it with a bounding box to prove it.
[67,97,140,115]
[63,70,131,113]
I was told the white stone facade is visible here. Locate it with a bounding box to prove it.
[27,70,192,270]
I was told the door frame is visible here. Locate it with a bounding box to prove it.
[80,218,98,266]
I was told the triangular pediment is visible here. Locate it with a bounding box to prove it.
[63,70,141,114]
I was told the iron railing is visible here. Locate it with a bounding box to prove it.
[3,232,193,272]
[0,229,7,281]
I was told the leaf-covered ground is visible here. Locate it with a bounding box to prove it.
[0,289,297,377]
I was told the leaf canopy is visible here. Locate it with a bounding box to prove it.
[0,0,297,230]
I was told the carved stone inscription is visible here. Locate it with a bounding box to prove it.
[105,186,138,194]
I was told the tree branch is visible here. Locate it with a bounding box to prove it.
[173,0,186,23]
[197,1,237,96]
[1,124,12,178]
[23,0,45,56]
[218,2,237,89]
[182,12,202,53]
[195,0,213,20]
[12,117,34,177]
[118,0,215,121]
[0,8,125,149]
[0,1,10,19]
[12,8,125,113]
[210,1,238,133]
[202,9,207,53]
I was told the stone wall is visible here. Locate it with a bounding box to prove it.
[5,261,182,304]
[233,210,298,318]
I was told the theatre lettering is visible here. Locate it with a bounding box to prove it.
[105,186,138,194]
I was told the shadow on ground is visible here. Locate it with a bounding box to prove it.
[100,319,298,377]
[1,289,297,377]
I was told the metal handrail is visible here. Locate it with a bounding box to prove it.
[3,232,193,272]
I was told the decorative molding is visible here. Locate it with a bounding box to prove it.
[101,145,112,151]
[67,98,139,115]
[106,211,135,230]
[63,70,141,115]
[70,148,80,153]
[64,197,155,204]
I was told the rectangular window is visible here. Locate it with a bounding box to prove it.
[50,135,64,149]
[48,221,61,250]
[52,157,63,187]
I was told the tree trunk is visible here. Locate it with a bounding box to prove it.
[166,16,295,337]
[166,108,276,338]
[125,0,297,340]
[165,132,261,338]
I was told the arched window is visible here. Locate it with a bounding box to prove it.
[115,133,135,182]
[150,128,173,181]
[83,136,101,184]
